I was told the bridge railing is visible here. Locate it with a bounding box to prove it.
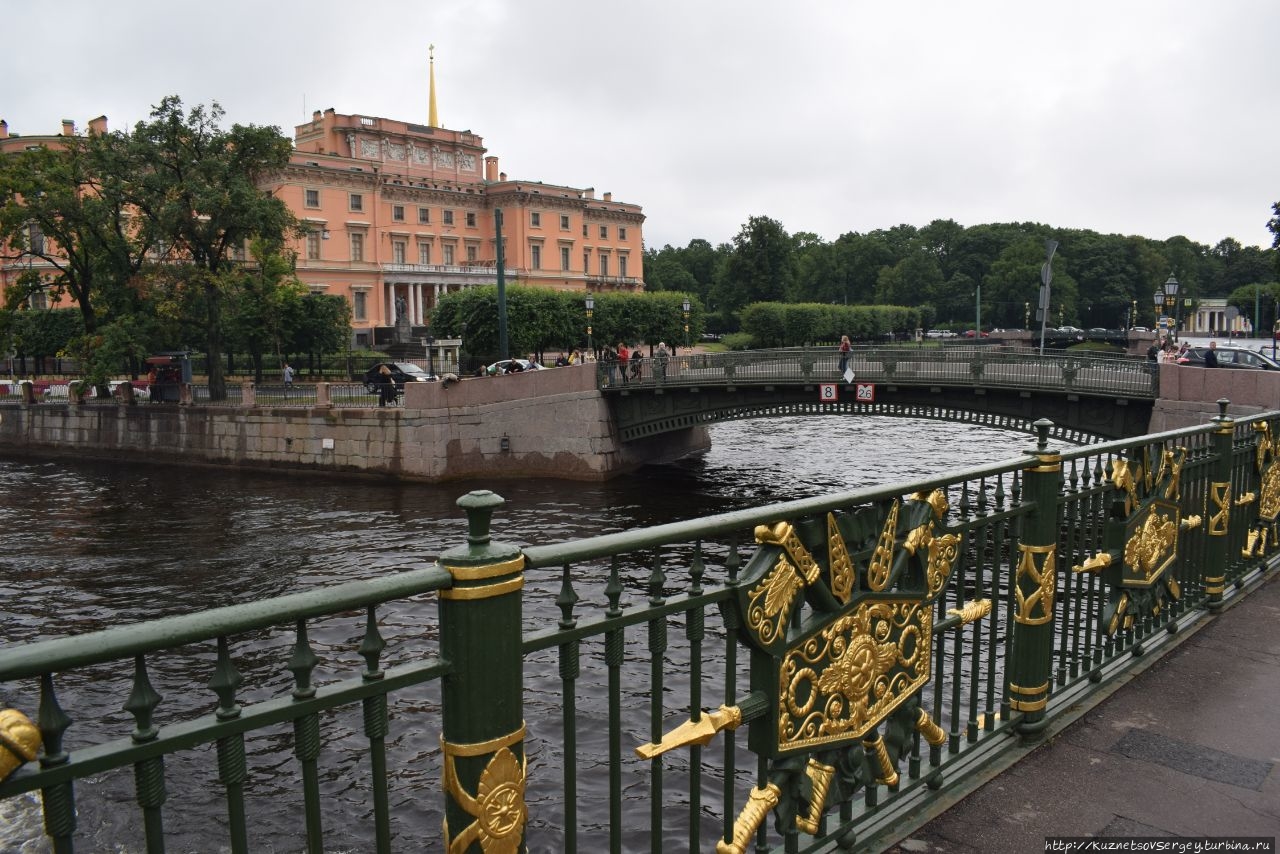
[3,406,1277,853]
[604,346,1158,399]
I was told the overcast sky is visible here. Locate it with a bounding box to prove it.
[4,0,1277,252]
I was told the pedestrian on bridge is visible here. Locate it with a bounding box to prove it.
[838,335,851,375]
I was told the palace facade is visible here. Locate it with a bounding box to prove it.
[1,62,646,349]
[272,107,645,348]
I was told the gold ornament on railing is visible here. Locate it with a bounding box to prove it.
[0,709,41,783]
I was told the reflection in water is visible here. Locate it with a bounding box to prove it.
[0,417,1035,852]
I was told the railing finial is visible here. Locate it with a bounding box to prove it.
[457,489,504,547]
[1033,419,1053,452]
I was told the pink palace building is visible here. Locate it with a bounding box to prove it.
[1,51,647,348]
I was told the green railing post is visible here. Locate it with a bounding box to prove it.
[438,490,527,853]
[1205,399,1234,613]
[1010,419,1061,740]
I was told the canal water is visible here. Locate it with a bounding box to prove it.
[0,416,1037,853]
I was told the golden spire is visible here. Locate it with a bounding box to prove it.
[428,44,439,128]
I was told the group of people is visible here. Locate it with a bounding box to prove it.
[600,341,671,385]
[1146,338,1196,364]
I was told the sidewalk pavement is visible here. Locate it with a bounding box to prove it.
[887,571,1280,853]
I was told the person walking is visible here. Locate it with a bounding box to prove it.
[838,335,852,376]
[376,364,395,407]
[617,342,630,383]
[1203,340,1219,368]
[282,362,294,388]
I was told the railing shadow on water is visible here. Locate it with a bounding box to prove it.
[2,405,1277,853]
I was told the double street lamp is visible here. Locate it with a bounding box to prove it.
[681,297,690,352]
[585,295,594,357]
[1163,274,1181,341]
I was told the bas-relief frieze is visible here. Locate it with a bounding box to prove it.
[459,153,477,171]
[360,138,381,158]
[387,143,406,161]
[434,150,456,169]
[413,146,432,164]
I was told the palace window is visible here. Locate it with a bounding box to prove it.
[353,291,367,321]
[392,240,406,264]
[619,255,628,278]
[392,205,405,222]
[418,242,431,265]
[349,193,363,212]
[599,225,608,240]
[350,232,364,262]
[531,212,541,228]
[305,188,320,208]
[443,243,455,265]
[560,214,570,230]
[619,227,628,241]
[466,211,477,227]
[467,245,478,263]
[531,244,541,270]
[418,207,431,224]
[443,210,454,226]
[561,246,571,271]
[583,250,590,274]
[306,231,321,260]
[599,253,610,276]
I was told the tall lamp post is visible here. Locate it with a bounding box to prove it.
[1130,300,1137,329]
[1153,290,1164,338]
[585,295,594,358]
[1163,274,1180,341]
[425,329,436,379]
[459,321,468,374]
[681,297,690,352]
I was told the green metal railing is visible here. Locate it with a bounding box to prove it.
[3,404,1277,852]
[601,346,1158,399]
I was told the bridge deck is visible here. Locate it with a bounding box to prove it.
[888,570,1280,850]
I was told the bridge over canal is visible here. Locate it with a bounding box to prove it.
[599,345,1160,445]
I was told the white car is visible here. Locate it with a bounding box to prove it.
[486,359,547,375]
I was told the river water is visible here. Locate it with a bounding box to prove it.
[0,416,1037,853]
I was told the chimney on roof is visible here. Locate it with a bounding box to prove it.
[485,156,499,182]
[603,192,612,202]
[0,120,8,140]
[584,187,595,200]
[313,110,322,120]
[88,116,108,135]
[61,119,75,136]
[499,171,507,181]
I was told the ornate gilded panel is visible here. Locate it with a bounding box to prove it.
[1075,448,1193,634]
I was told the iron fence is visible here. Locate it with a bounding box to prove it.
[605,347,1158,399]
[2,406,1277,852]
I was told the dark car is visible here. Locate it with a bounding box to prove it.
[1176,346,1280,370]
[363,361,435,393]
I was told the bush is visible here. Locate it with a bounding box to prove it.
[722,332,755,351]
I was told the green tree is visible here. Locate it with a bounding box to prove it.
[712,215,796,328]
[225,240,311,382]
[126,96,297,399]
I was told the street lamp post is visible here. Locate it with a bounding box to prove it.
[1130,300,1137,329]
[459,321,467,374]
[1153,290,1164,338]
[1024,301,1030,330]
[585,295,595,358]
[1163,274,1180,341]
[425,330,436,379]
[681,297,690,352]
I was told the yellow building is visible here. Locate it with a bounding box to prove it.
[274,106,645,348]
[2,53,646,349]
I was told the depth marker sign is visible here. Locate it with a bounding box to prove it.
[855,383,875,402]
[819,383,838,402]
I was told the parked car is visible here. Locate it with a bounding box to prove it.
[485,359,547,375]
[363,362,435,393]
[1177,346,1280,370]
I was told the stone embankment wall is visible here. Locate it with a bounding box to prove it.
[0,365,710,482]
[1149,362,1280,431]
